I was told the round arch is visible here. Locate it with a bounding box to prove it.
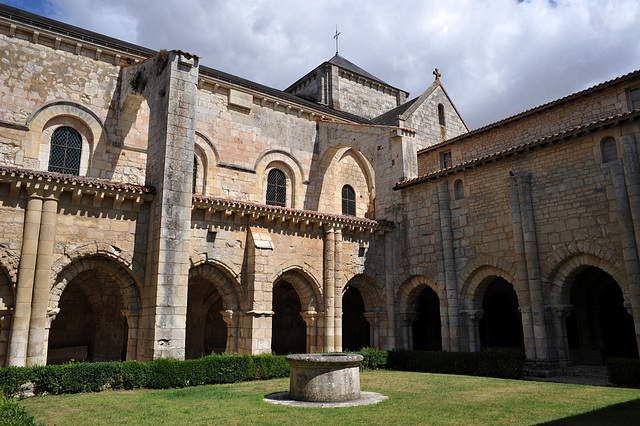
[188,262,242,311]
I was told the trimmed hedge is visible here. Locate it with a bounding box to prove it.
[0,353,290,397]
[352,348,524,379]
[607,357,640,388]
[0,394,43,426]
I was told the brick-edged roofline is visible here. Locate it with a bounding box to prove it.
[397,109,640,189]
[417,69,640,156]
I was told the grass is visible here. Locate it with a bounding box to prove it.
[18,371,640,425]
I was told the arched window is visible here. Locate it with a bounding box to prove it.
[48,127,82,175]
[438,104,446,127]
[601,137,618,163]
[266,169,286,207]
[454,179,464,200]
[342,185,356,216]
[192,156,197,194]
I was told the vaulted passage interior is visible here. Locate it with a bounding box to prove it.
[342,286,369,351]
[271,280,306,355]
[479,278,523,350]
[412,286,441,351]
[186,276,226,359]
[48,268,128,363]
[566,266,638,365]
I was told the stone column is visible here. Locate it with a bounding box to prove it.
[9,193,43,366]
[122,309,140,361]
[464,310,483,352]
[619,134,640,351]
[220,310,238,354]
[27,194,59,365]
[300,311,318,353]
[437,183,460,351]
[431,187,450,351]
[517,174,549,360]
[384,231,396,350]
[139,51,200,360]
[323,226,335,352]
[40,307,59,364]
[334,227,343,352]
[363,312,382,349]
[400,312,418,350]
[507,176,536,360]
[548,305,572,363]
[610,161,640,354]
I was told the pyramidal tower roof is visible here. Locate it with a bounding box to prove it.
[325,54,389,86]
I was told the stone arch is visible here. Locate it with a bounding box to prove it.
[27,100,107,176]
[544,244,626,306]
[272,267,323,313]
[48,254,142,363]
[195,131,220,166]
[396,275,442,351]
[343,274,383,314]
[458,258,519,311]
[342,274,384,351]
[255,150,305,208]
[188,262,241,311]
[397,275,439,315]
[315,146,376,217]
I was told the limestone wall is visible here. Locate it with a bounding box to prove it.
[336,71,402,120]
[417,75,640,175]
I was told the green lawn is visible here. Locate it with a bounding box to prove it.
[18,371,640,425]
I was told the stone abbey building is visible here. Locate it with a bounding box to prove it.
[1,5,639,373]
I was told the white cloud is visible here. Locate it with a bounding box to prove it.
[5,0,640,129]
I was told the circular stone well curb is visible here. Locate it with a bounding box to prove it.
[263,391,388,408]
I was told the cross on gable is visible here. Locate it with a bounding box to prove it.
[433,68,441,81]
[333,26,341,55]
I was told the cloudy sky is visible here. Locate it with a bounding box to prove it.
[3,0,639,130]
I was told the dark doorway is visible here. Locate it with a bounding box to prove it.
[479,278,523,349]
[271,280,306,355]
[342,286,370,351]
[412,286,442,351]
[566,267,638,365]
[186,277,227,359]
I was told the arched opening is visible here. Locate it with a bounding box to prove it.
[566,267,638,365]
[48,269,129,363]
[271,280,306,355]
[266,168,287,207]
[479,278,523,350]
[601,137,618,163]
[342,287,369,351]
[0,268,14,367]
[412,286,442,351]
[186,276,227,359]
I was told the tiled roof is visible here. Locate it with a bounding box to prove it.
[327,54,389,86]
[192,194,393,228]
[397,109,640,189]
[0,165,154,193]
[418,69,640,156]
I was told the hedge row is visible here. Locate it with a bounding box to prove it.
[0,353,289,397]
[354,347,524,379]
[0,394,43,425]
[607,357,640,388]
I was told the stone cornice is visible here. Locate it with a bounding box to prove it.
[192,195,393,235]
[0,166,153,210]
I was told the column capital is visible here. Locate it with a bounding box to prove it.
[400,311,419,326]
[546,304,573,318]
[462,309,484,321]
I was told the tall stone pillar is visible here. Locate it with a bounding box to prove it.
[400,312,418,350]
[139,51,199,360]
[507,176,536,360]
[363,312,382,349]
[27,194,58,365]
[122,309,140,361]
[301,311,318,353]
[464,310,483,352]
[9,193,43,366]
[334,227,343,352]
[384,231,396,350]
[323,226,336,352]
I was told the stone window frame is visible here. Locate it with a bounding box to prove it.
[265,168,288,207]
[193,143,208,195]
[341,184,356,216]
[39,117,93,177]
[440,151,452,169]
[600,136,618,164]
[48,126,83,175]
[628,87,640,111]
[454,179,465,200]
[438,103,446,127]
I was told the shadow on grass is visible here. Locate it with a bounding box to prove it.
[537,398,640,425]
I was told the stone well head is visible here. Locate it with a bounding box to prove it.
[286,353,364,402]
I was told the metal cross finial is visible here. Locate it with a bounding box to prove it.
[433,68,441,81]
[334,25,341,55]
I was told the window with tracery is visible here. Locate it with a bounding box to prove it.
[342,185,356,216]
[48,126,82,175]
[266,169,286,207]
